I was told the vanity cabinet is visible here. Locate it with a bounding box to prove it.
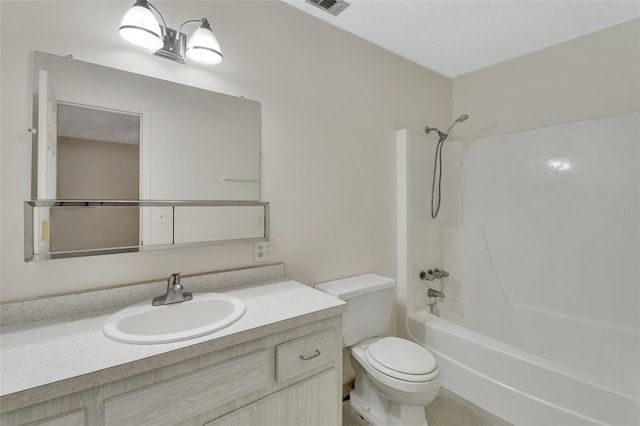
[0,316,342,426]
[209,369,337,426]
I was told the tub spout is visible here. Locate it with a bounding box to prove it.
[427,288,446,299]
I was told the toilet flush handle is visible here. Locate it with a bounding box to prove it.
[300,349,321,360]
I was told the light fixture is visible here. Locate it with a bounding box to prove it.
[119,0,223,65]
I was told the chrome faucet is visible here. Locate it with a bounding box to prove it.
[152,273,193,306]
[420,269,448,317]
[427,288,445,317]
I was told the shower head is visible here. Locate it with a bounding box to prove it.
[445,114,470,135]
[427,113,470,219]
[425,114,469,140]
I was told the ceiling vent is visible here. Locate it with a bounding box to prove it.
[306,0,350,16]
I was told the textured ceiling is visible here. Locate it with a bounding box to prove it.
[58,104,140,145]
[284,0,640,77]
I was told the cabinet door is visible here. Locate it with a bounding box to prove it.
[208,369,339,426]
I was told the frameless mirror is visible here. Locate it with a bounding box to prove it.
[32,51,261,201]
[27,52,265,261]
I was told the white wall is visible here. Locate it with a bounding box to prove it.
[0,1,451,301]
[452,17,640,139]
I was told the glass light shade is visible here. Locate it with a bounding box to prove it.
[119,4,163,50]
[186,27,223,65]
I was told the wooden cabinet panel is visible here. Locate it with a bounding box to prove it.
[208,369,339,426]
[105,350,268,426]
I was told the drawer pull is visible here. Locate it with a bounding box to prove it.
[299,349,321,361]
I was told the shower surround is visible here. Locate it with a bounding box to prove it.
[397,111,640,425]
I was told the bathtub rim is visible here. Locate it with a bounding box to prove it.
[407,309,640,425]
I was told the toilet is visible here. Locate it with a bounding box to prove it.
[316,274,440,426]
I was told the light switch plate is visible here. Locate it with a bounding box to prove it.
[153,208,168,224]
[254,241,273,262]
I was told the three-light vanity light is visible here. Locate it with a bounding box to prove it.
[119,0,223,65]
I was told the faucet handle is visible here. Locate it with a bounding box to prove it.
[420,270,436,281]
[433,268,450,279]
[168,272,181,287]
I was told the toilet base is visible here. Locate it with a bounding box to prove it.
[350,367,429,426]
[350,391,386,426]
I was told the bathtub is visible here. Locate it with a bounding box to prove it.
[407,310,640,426]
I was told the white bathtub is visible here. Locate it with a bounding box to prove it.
[408,310,640,425]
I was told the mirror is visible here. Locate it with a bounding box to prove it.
[27,52,265,261]
[32,51,261,201]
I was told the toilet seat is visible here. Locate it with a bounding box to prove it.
[351,339,440,395]
[364,337,439,382]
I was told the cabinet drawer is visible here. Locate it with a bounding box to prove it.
[27,410,85,426]
[105,349,268,426]
[275,329,336,383]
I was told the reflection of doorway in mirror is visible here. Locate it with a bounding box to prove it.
[50,104,141,252]
[56,103,140,199]
[34,70,58,254]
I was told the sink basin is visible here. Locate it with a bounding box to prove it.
[103,293,246,344]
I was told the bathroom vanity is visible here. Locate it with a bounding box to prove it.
[0,267,346,425]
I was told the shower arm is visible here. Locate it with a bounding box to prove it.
[425,126,446,140]
[425,115,469,141]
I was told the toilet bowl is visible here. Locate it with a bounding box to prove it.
[315,274,441,426]
[350,337,440,426]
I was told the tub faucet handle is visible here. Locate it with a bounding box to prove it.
[420,270,436,281]
[168,272,181,287]
[433,268,450,279]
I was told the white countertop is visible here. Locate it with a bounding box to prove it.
[0,280,346,412]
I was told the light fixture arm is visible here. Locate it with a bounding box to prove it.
[175,19,205,38]
[145,1,168,39]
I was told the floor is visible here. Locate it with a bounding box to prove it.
[342,387,512,426]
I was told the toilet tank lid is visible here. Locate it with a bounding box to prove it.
[315,273,394,300]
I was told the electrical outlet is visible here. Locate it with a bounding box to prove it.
[254,241,273,262]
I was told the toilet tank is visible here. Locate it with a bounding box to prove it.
[315,274,394,346]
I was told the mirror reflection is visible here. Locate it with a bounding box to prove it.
[28,52,265,260]
[32,51,261,201]
[57,104,140,200]
[51,105,141,252]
